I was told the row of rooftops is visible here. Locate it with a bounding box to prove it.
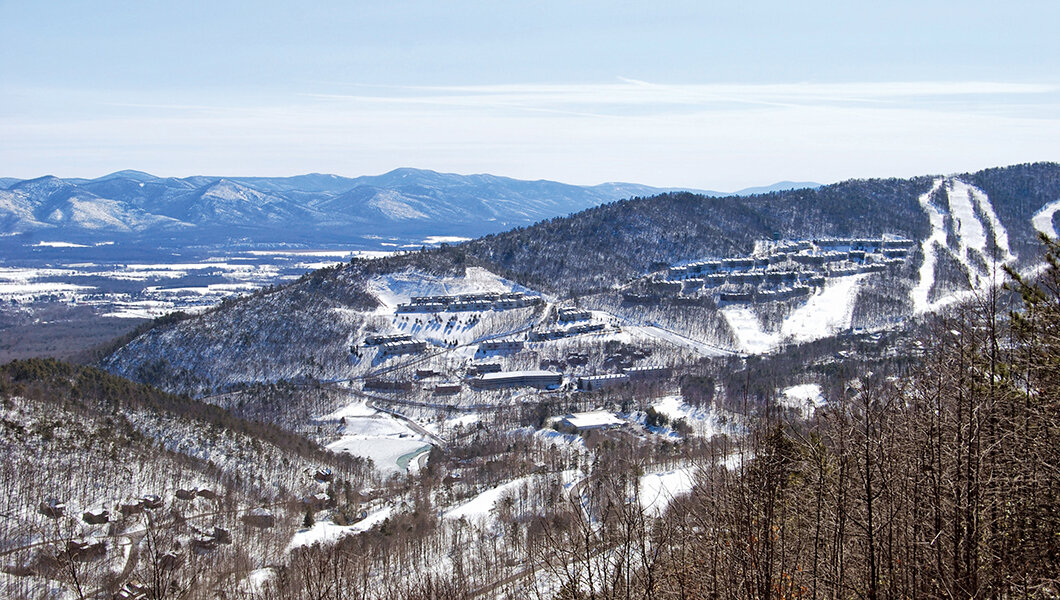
[364,362,670,394]
[765,236,914,252]
[669,250,908,279]
[407,291,528,304]
[470,370,563,389]
[576,366,672,390]
[667,236,914,279]
[529,321,606,341]
[397,291,541,313]
[676,262,894,290]
[469,363,671,391]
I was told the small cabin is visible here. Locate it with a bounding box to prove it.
[82,507,109,525]
[66,539,106,562]
[118,498,145,517]
[39,498,65,519]
[302,493,330,510]
[242,508,275,529]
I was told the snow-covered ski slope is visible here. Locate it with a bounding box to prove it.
[721,175,1039,354]
[913,177,1016,314]
[720,274,868,354]
[1033,198,1060,239]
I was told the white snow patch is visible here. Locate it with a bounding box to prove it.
[722,273,868,354]
[721,306,779,354]
[246,249,394,258]
[445,477,532,522]
[650,396,729,438]
[779,383,827,418]
[239,568,275,595]
[286,507,393,551]
[640,468,697,515]
[319,400,376,421]
[422,236,472,245]
[424,412,481,435]
[33,240,89,248]
[535,428,584,446]
[0,281,95,300]
[0,266,76,282]
[947,180,990,259]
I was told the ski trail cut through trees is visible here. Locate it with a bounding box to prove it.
[912,178,1015,314]
[1033,198,1060,239]
[912,178,946,313]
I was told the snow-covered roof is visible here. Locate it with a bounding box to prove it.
[563,410,624,430]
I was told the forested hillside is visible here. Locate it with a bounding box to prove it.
[460,176,935,294]
[0,359,375,598]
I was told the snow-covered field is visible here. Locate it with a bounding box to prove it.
[640,468,697,515]
[444,476,535,522]
[0,241,404,319]
[322,401,433,474]
[720,306,777,354]
[781,274,867,343]
[650,396,731,439]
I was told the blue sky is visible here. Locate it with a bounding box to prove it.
[2,1,1058,189]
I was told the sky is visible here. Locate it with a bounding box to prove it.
[2,1,1059,190]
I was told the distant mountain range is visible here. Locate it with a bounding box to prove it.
[0,168,819,247]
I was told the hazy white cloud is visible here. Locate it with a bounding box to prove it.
[2,81,1058,189]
